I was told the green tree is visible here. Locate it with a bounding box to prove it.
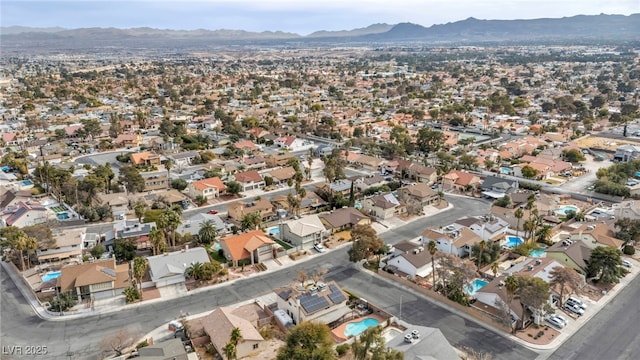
[277,322,335,360]
[493,195,511,208]
[518,276,550,327]
[132,257,148,294]
[171,178,188,191]
[352,325,402,360]
[148,226,166,256]
[475,240,487,271]
[134,201,146,222]
[348,225,384,263]
[428,240,437,286]
[587,246,624,283]
[119,165,145,193]
[90,244,106,259]
[164,160,173,190]
[185,262,204,281]
[521,165,538,179]
[123,286,141,303]
[241,212,262,231]
[549,266,583,304]
[504,275,519,333]
[226,181,242,195]
[562,149,586,163]
[514,208,524,237]
[157,207,182,248]
[80,118,102,139]
[114,238,136,262]
[49,291,78,312]
[198,220,218,245]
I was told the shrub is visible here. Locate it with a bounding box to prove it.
[336,343,350,356]
[623,245,635,255]
[136,340,149,349]
[124,286,141,303]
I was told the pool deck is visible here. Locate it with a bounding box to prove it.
[331,314,386,342]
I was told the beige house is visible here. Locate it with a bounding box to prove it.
[57,258,129,301]
[275,281,351,325]
[201,307,265,360]
[220,230,275,266]
[319,207,371,233]
[362,193,401,220]
[569,223,624,250]
[227,199,275,223]
[37,227,85,264]
[188,176,226,199]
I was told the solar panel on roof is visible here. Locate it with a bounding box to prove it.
[328,284,347,304]
[299,294,329,314]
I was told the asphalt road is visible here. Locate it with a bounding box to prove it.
[0,196,512,359]
[545,272,640,360]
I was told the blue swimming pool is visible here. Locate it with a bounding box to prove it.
[344,317,380,337]
[21,179,34,186]
[213,242,221,251]
[504,236,524,248]
[465,279,488,296]
[41,271,61,282]
[269,227,280,236]
[529,249,546,258]
[500,167,511,174]
[56,213,70,220]
[556,205,579,216]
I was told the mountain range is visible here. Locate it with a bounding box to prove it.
[2,14,639,52]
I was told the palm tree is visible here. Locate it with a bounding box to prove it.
[132,257,148,294]
[149,227,166,255]
[549,266,582,305]
[428,240,437,287]
[352,325,382,360]
[504,275,520,333]
[523,219,536,241]
[223,342,236,360]
[476,240,487,271]
[164,159,173,190]
[222,327,241,360]
[514,207,524,238]
[198,220,218,245]
[134,201,146,222]
[535,225,553,245]
[185,262,204,281]
[490,261,499,279]
[157,207,182,248]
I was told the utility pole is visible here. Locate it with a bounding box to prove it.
[399,295,402,320]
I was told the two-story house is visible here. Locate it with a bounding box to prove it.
[455,215,510,241]
[383,241,435,280]
[442,170,481,192]
[227,199,275,223]
[37,227,85,264]
[232,170,264,192]
[57,258,129,301]
[421,224,482,258]
[130,151,161,167]
[220,230,275,267]
[274,281,350,325]
[278,215,326,250]
[188,176,226,200]
[480,175,519,199]
[569,223,624,250]
[362,193,401,220]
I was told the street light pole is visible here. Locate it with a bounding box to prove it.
[399,295,402,320]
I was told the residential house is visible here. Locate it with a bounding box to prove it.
[271,192,328,215]
[113,133,142,148]
[168,151,199,168]
[0,201,49,228]
[393,159,438,184]
[387,326,459,360]
[613,144,640,162]
[57,258,129,301]
[383,242,434,280]
[130,151,161,167]
[267,166,296,186]
[454,215,510,241]
[233,170,264,192]
[569,223,624,250]
[242,155,267,170]
[247,127,270,139]
[37,227,85,264]
[473,274,525,330]
[265,153,295,167]
[234,140,259,153]
[480,175,519,199]
[200,307,265,360]
[362,193,401,220]
[188,177,226,200]
[353,175,387,192]
[141,171,169,192]
[275,280,351,325]
[146,247,211,288]
[275,136,308,151]
[177,213,227,237]
[316,179,353,196]
[352,154,385,171]
[319,207,371,233]
[114,219,157,251]
[278,215,326,250]
[96,192,129,217]
[613,200,640,220]
[396,183,439,214]
[546,240,592,275]
[137,338,188,360]
[220,230,274,266]
[421,225,482,258]
[227,199,275,223]
[442,170,481,192]
[513,155,572,179]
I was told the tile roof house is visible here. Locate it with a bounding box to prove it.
[130,151,161,166]
[421,224,482,258]
[473,274,525,330]
[392,158,438,184]
[319,207,371,233]
[454,215,510,241]
[188,176,226,200]
[383,242,434,280]
[233,140,259,153]
[113,133,142,148]
[267,166,297,185]
[278,215,327,250]
[37,227,85,264]
[546,240,593,275]
[137,338,188,360]
[146,247,211,288]
[274,280,350,325]
[362,193,401,220]
[396,183,439,214]
[442,170,481,192]
[57,258,129,302]
[232,170,264,191]
[200,307,265,360]
[569,223,624,250]
[0,201,49,228]
[220,230,275,267]
[265,153,295,167]
[242,155,267,170]
[386,326,459,360]
[353,175,387,192]
[480,175,519,199]
[351,154,386,171]
[227,199,275,223]
[271,192,328,215]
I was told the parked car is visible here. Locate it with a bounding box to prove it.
[553,314,568,326]
[622,259,632,268]
[313,243,326,253]
[411,330,420,339]
[564,303,585,316]
[546,315,565,329]
[404,334,413,343]
[208,209,219,214]
[566,296,587,310]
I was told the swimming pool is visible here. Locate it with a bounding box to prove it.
[529,249,546,258]
[21,179,34,186]
[555,205,579,216]
[41,271,61,282]
[464,279,488,296]
[500,167,511,174]
[504,236,524,248]
[56,213,70,220]
[344,317,380,337]
[213,242,221,251]
[268,227,280,236]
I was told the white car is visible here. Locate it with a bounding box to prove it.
[622,259,632,268]
[546,316,565,329]
[411,330,420,339]
[553,314,568,326]
[313,244,326,253]
[564,303,584,316]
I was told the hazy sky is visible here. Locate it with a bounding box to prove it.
[2,0,638,35]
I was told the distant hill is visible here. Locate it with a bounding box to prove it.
[306,23,393,38]
[2,14,639,53]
